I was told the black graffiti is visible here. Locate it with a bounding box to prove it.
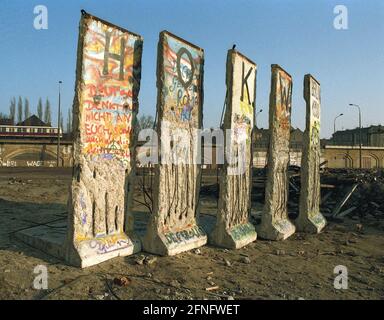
[240,61,253,105]
[176,47,195,90]
[103,32,126,81]
[311,81,320,100]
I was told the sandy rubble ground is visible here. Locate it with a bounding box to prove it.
[0,168,383,300]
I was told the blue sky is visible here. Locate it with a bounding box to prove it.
[0,0,383,138]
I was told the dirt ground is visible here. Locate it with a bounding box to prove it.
[0,167,383,300]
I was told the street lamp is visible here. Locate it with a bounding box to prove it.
[333,113,343,135]
[57,81,62,167]
[348,103,362,169]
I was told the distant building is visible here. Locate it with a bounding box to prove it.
[252,127,304,167]
[323,145,384,169]
[0,114,61,140]
[290,128,304,149]
[252,126,384,169]
[16,114,50,127]
[0,115,71,168]
[253,127,304,149]
[0,118,13,126]
[330,125,384,147]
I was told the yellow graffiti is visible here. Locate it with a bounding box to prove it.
[240,88,253,117]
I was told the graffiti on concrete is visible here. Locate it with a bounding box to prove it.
[258,64,296,240]
[143,31,207,255]
[66,11,143,268]
[267,65,292,220]
[0,158,17,167]
[296,74,326,233]
[156,31,204,231]
[79,15,142,166]
[164,225,206,246]
[210,49,257,249]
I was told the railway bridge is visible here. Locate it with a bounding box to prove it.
[0,138,73,167]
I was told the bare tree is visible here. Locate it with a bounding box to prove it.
[0,112,9,119]
[37,97,43,120]
[9,97,16,124]
[24,98,30,120]
[17,96,23,124]
[44,98,51,124]
[66,108,72,134]
[136,114,154,131]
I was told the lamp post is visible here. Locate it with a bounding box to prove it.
[334,113,343,135]
[57,81,62,167]
[348,103,362,169]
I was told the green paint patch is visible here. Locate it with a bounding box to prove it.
[230,223,255,241]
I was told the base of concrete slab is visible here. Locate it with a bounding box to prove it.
[209,222,257,249]
[142,224,207,256]
[14,212,215,265]
[14,220,67,260]
[15,219,140,268]
[257,218,296,240]
[295,212,327,234]
[66,233,141,268]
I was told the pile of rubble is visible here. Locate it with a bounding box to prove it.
[320,169,384,220]
[280,168,384,220]
[200,168,384,222]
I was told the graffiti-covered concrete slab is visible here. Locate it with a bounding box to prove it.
[142,31,207,256]
[65,12,143,267]
[209,49,257,249]
[258,65,296,240]
[296,75,326,233]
